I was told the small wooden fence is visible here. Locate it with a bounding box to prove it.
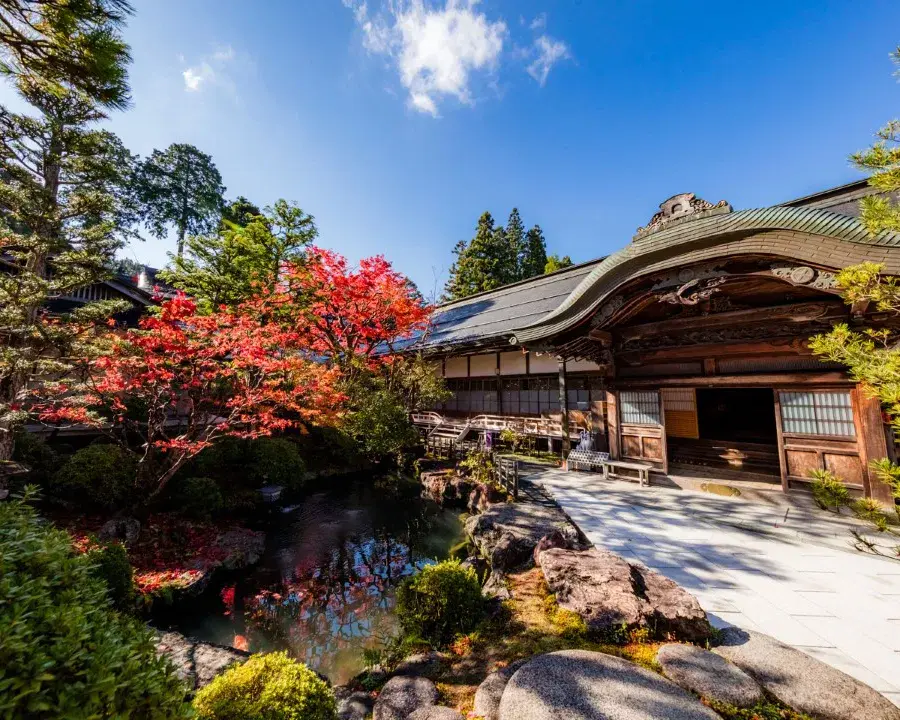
[494,456,519,500]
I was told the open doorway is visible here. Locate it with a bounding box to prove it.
[666,387,780,478]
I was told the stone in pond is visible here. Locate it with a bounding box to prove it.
[714,627,900,720]
[407,708,465,720]
[657,643,764,708]
[473,659,528,720]
[497,650,721,720]
[373,675,439,720]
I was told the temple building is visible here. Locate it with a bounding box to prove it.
[410,180,900,505]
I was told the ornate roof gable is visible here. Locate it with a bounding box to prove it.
[634,193,731,241]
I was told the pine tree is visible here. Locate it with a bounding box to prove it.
[851,47,900,234]
[520,224,549,279]
[506,207,526,282]
[0,3,134,462]
[132,143,225,257]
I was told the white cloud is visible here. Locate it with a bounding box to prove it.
[344,0,506,117]
[526,34,570,87]
[181,45,239,95]
[529,13,546,30]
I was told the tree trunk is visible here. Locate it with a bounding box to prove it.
[0,419,14,462]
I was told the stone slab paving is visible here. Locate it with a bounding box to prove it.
[529,466,900,707]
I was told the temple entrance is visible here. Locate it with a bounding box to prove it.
[665,387,781,479]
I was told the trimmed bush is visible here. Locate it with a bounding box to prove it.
[249,437,306,489]
[52,444,138,511]
[396,559,484,646]
[176,477,224,520]
[192,651,337,720]
[0,494,190,718]
[90,541,136,612]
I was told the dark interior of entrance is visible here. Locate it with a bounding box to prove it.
[696,388,777,444]
[668,388,780,478]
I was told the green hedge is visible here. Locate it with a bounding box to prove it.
[192,652,336,720]
[396,559,484,646]
[0,494,190,719]
[90,542,136,612]
[175,477,224,520]
[52,444,138,511]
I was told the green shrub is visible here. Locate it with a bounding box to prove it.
[11,431,59,486]
[396,559,484,646]
[249,437,306,489]
[192,651,337,720]
[90,541,135,612]
[809,469,851,511]
[194,436,250,478]
[460,449,496,487]
[52,444,138,511]
[0,493,190,718]
[175,477,224,520]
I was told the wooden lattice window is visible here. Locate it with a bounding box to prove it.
[620,391,660,426]
[779,391,855,438]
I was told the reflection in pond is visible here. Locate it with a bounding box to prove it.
[170,476,463,684]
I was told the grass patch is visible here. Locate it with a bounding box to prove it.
[704,697,814,720]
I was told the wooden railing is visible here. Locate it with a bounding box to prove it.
[494,455,519,500]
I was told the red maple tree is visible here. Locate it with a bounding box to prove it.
[257,246,431,373]
[38,293,341,503]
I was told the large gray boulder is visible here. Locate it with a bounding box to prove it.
[538,547,712,642]
[407,708,465,720]
[473,659,528,720]
[373,675,439,720]
[657,643,764,708]
[465,501,581,573]
[715,628,900,720]
[335,688,373,720]
[154,631,249,690]
[497,650,721,720]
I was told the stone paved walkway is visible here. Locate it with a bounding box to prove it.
[528,465,900,706]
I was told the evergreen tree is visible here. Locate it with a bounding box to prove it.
[520,224,549,279]
[132,143,225,257]
[0,2,134,462]
[506,207,526,281]
[159,199,316,313]
[0,0,133,109]
[443,212,511,301]
[851,47,900,234]
[221,195,263,228]
[544,253,573,274]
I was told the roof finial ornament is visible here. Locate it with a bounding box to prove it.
[634,193,731,241]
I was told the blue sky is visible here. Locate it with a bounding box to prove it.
[30,1,900,293]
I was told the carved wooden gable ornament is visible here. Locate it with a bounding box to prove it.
[633,192,731,241]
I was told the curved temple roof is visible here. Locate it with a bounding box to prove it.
[413,189,900,355]
[511,204,900,344]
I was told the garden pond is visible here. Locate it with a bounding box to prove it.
[161,474,465,684]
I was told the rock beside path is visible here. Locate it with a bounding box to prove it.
[473,659,528,720]
[465,501,582,573]
[407,708,465,720]
[155,630,249,690]
[657,643,764,708]
[373,675,439,720]
[538,547,712,642]
[715,628,900,720]
[497,650,721,720]
[335,688,373,720]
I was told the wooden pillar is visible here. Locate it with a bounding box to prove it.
[558,359,570,454]
[606,390,619,460]
[855,386,893,506]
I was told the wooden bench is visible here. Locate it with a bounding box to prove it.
[601,460,652,487]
